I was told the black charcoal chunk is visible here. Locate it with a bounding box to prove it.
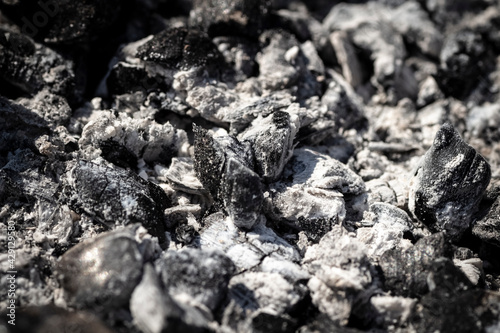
[0,28,77,100]
[136,27,222,71]
[56,228,144,309]
[1,149,59,203]
[222,158,264,229]
[379,233,454,297]
[473,194,500,247]
[66,160,169,243]
[435,29,491,98]
[0,97,50,154]
[130,263,210,333]
[190,0,269,37]
[158,248,235,311]
[0,305,113,333]
[408,122,491,241]
[239,110,298,182]
[0,0,122,44]
[193,125,263,229]
[409,260,500,333]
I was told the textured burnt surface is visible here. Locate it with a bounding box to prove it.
[2,1,500,333]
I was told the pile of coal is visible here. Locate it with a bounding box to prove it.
[2,1,500,332]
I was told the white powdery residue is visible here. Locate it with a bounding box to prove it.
[121,195,138,216]
[445,153,464,170]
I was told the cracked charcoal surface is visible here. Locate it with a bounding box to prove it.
[3,1,500,333]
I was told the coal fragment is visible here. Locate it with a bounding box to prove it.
[190,0,269,37]
[56,228,144,309]
[0,28,78,100]
[238,110,298,182]
[158,248,235,311]
[66,160,170,243]
[473,194,500,247]
[193,125,263,229]
[435,29,492,98]
[379,233,454,297]
[0,97,50,154]
[408,122,491,241]
[0,0,123,44]
[136,27,222,71]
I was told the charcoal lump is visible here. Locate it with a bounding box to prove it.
[65,159,170,243]
[56,227,144,310]
[408,122,491,241]
[157,248,235,311]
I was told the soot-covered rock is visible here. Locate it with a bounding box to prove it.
[379,233,455,297]
[65,159,170,243]
[0,28,78,100]
[158,248,235,311]
[190,0,269,37]
[408,122,491,241]
[56,227,144,310]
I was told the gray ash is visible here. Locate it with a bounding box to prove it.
[2,1,500,333]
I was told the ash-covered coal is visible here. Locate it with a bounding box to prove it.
[2,1,500,332]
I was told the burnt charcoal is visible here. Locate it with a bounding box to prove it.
[56,227,144,309]
[0,149,59,203]
[379,233,454,297]
[130,263,210,333]
[0,28,78,100]
[473,194,500,247]
[409,260,500,333]
[408,122,491,241]
[213,36,259,82]
[65,160,169,243]
[193,125,263,229]
[136,27,222,71]
[222,158,264,229]
[0,0,123,44]
[98,139,138,170]
[238,110,298,182]
[158,248,235,311]
[0,96,50,154]
[190,0,269,37]
[106,63,170,95]
[0,305,113,333]
[161,157,205,195]
[436,29,492,99]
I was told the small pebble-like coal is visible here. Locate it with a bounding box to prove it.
[2,1,500,332]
